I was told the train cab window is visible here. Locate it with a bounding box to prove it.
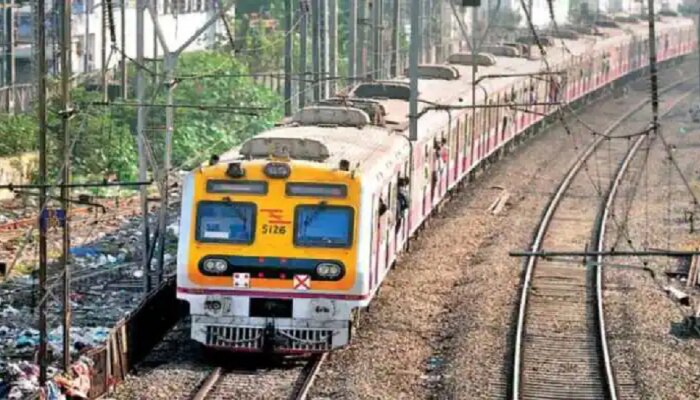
[196,201,256,244]
[294,205,354,248]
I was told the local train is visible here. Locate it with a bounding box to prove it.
[176,15,696,353]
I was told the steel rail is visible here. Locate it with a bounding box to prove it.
[190,353,326,400]
[191,367,222,400]
[510,77,694,400]
[293,353,327,400]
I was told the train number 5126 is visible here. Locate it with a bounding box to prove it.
[262,224,287,235]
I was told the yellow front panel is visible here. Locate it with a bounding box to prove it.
[187,160,360,292]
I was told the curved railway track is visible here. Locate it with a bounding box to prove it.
[191,354,326,400]
[510,80,695,400]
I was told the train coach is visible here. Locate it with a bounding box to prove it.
[176,15,696,353]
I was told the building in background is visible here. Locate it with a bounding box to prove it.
[6,0,236,85]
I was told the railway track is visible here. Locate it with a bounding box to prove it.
[510,80,695,400]
[191,354,326,400]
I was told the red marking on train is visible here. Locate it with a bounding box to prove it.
[259,209,292,225]
[294,275,311,291]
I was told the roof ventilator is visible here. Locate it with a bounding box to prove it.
[350,81,412,100]
[239,137,330,162]
[480,45,521,57]
[541,28,580,40]
[319,97,387,126]
[402,64,460,80]
[447,52,497,67]
[595,19,621,28]
[613,15,640,23]
[291,106,371,128]
[516,36,555,47]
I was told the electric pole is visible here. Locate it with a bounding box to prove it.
[423,0,431,63]
[312,0,320,101]
[391,0,400,76]
[696,1,700,94]
[36,0,48,386]
[371,0,381,79]
[60,0,72,372]
[84,0,90,73]
[5,0,14,112]
[284,0,293,115]
[136,0,151,294]
[121,0,127,99]
[329,0,337,95]
[348,0,357,85]
[299,0,308,108]
[102,0,108,101]
[647,0,659,133]
[358,0,366,77]
[320,0,329,98]
[409,0,420,141]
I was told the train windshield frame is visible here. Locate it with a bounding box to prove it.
[196,201,256,244]
[293,205,354,248]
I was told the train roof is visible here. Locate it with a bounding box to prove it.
[373,15,692,136]
[210,15,692,186]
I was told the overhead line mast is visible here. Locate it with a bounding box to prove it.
[36,0,49,387]
[60,0,73,374]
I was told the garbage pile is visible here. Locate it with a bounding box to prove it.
[0,356,94,399]
[0,205,180,398]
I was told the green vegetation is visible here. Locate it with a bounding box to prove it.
[0,52,282,183]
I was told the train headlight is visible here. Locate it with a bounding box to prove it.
[264,162,291,179]
[202,258,228,274]
[316,262,343,279]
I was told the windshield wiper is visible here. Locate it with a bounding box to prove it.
[302,201,328,228]
[222,196,249,225]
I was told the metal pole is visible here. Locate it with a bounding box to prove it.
[60,0,72,373]
[423,0,431,63]
[696,8,700,94]
[358,0,366,77]
[408,0,420,141]
[6,0,14,112]
[284,0,293,115]
[329,0,337,95]
[348,0,357,85]
[320,0,329,98]
[36,0,48,387]
[1,0,6,90]
[155,52,176,286]
[136,0,151,294]
[647,0,659,133]
[299,0,308,108]
[471,5,478,162]
[312,0,320,101]
[153,0,158,73]
[391,0,400,76]
[84,0,90,73]
[121,0,127,99]
[372,0,380,79]
[102,0,108,100]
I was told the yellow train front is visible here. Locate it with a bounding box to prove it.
[175,127,385,353]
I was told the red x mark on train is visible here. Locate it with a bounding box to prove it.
[293,274,311,291]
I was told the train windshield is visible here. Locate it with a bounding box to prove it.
[196,201,256,244]
[294,205,353,248]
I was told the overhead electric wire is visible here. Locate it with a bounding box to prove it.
[518,0,605,196]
